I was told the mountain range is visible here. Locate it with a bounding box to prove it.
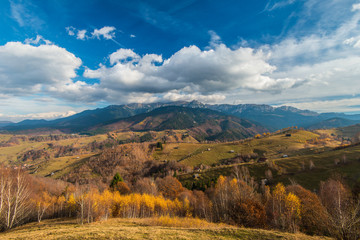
[2,101,360,134]
[91,106,267,141]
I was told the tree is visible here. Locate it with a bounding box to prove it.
[284,192,301,232]
[133,178,158,195]
[286,184,330,236]
[110,173,124,190]
[231,198,266,228]
[269,183,287,229]
[0,169,31,230]
[156,176,184,200]
[114,182,131,195]
[319,178,360,240]
[33,191,54,222]
[156,142,163,150]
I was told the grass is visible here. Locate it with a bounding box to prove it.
[0,218,332,240]
[32,153,97,178]
[155,130,324,167]
[179,142,360,191]
[0,141,47,163]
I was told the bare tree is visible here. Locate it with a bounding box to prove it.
[0,169,31,230]
[319,179,360,239]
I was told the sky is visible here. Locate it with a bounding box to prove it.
[1,0,360,122]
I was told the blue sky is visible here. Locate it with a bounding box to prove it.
[1,0,360,121]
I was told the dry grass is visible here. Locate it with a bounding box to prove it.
[139,216,230,229]
[0,218,332,240]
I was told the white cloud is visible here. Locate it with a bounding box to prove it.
[66,27,88,40]
[84,44,303,96]
[66,26,76,36]
[279,98,360,113]
[0,41,82,97]
[130,34,136,38]
[127,93,159,103]
[352,3,360,11]
[92,26,116,40]
[263,0,295,12]
[163,91,226,103]
[24,35,52,45]
[76,30,87,40]
[9,0,44,29]
[7,111,76,121]
[109,49,141,65]
[66,26,117,42]
[0,96,91,122]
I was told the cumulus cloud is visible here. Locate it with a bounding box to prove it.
[109,49,141,65]
[92,26,116,40]
[66,26,117,41]
[127,93,160,103]
[0,41,82,97]
[84,44,303,96]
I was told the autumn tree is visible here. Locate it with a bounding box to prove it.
[267,183,301,232]
[211,175,265,227]
[33,191,55,222]
[286,184,330,236]
[319,178,360,239]
[133,178,158,195]
[0,169,31,230]
[156,176,184,200]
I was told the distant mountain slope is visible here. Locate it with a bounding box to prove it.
[3,100,360,133]
[206,104,318,130]
[307,118,360,130]
[0,121,13,128]
[94,106,267,141]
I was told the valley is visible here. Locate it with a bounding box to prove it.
[1,104,360,239]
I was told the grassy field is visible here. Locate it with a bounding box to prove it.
[179,142,360,190]
[155,130,332,167]
[0,134,105,164]
[0,218,332,240]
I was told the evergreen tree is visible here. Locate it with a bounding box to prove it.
[110,173,123,189]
